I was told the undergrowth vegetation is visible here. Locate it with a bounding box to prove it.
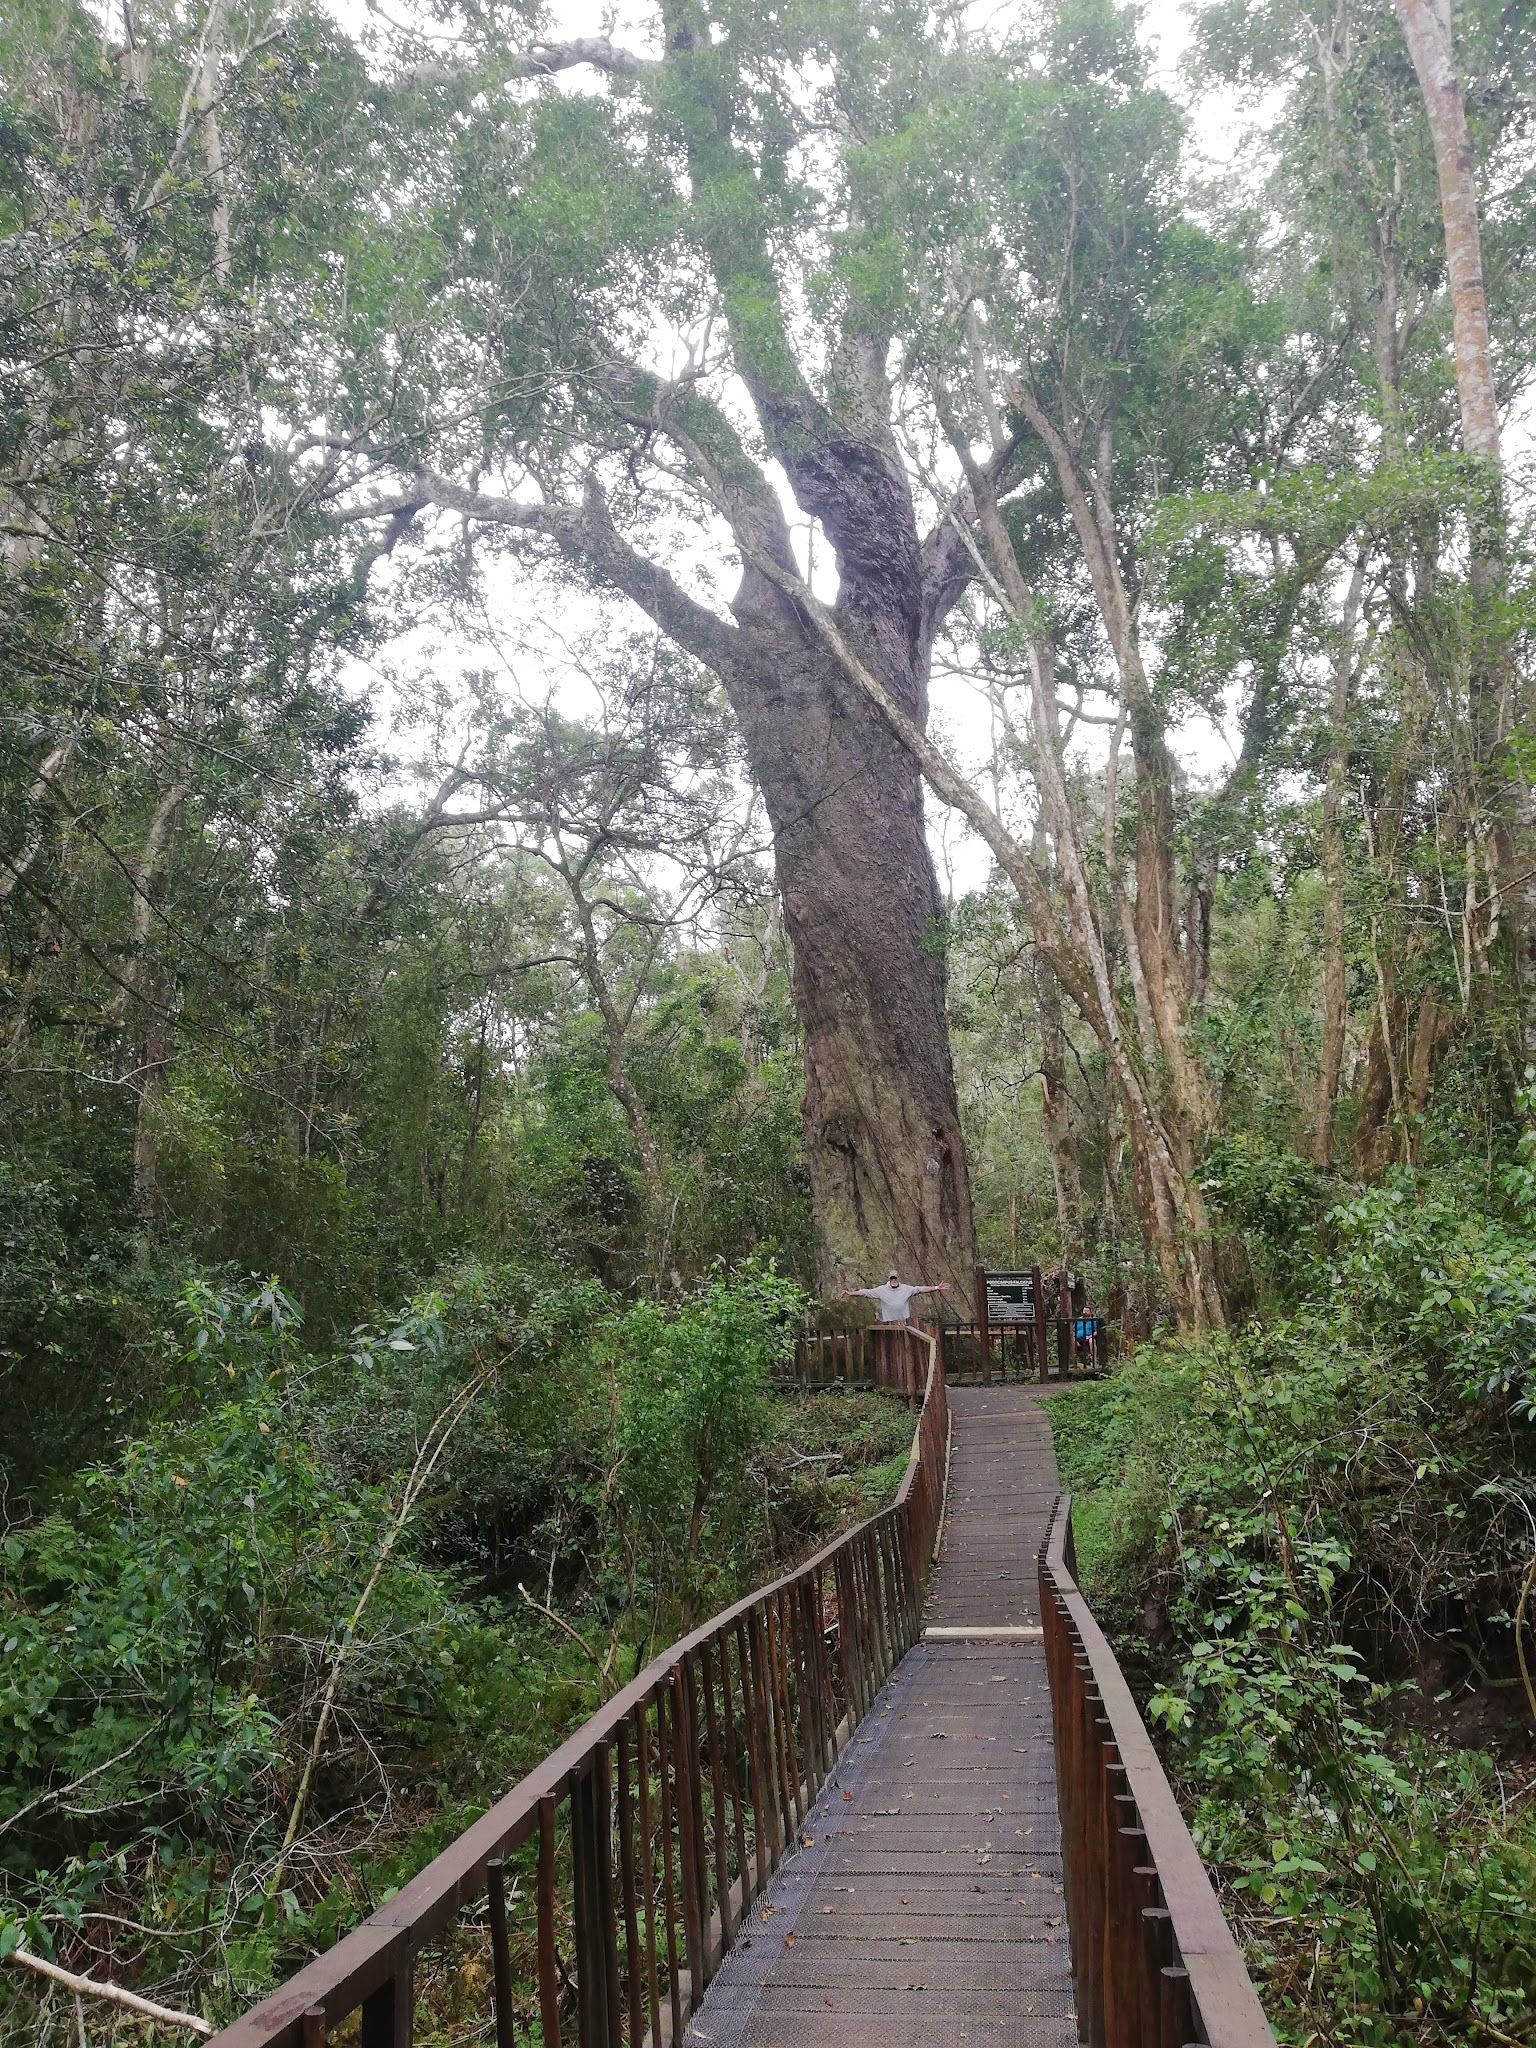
[0,1267,912,2034]
[1050,1130,1536,2048]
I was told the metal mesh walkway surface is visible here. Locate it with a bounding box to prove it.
[684,1387,1075,2048]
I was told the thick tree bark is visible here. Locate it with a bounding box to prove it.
[726,610,973,1300]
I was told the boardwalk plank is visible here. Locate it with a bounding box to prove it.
[683,1388,1075,2048]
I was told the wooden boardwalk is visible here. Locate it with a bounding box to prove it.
[685,1387,1076,2048]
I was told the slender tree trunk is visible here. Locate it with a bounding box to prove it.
[1313,558,1367,1166]
[1353,690,1432,1174]
[0,734,77,903]
[963,466,1223,1326]
[1184,866,1212,1012]
[111,776,190,1233]
[1393,0,1500,467]
[1395,0,1533,1051]
[566,874,672,1272]
[193,0,233,285]
[133,1012,171,1226]
[1034,949,1083,1261]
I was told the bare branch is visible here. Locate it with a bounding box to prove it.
[5,1950,212,2037]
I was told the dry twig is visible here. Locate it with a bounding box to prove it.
[4,1947,212,2035]
[268,1363,495,1897]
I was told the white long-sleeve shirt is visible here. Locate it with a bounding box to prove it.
[858,1282,925,1323]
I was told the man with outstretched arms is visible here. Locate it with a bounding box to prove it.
[841,1270,949,1321]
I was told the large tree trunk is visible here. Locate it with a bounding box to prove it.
[726,621,974,1301]
[777,548,1225,1330]
[390,24,986,1300]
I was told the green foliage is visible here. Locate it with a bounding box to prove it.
[1052,1130,1536,2044]
[1198,1136,1330,1300]
[4,0,1536,2042]
[614,1262,804,1617]
[0,1281,524,1999]
[0,1265,898,2028]
[1330,1164,1536,1417]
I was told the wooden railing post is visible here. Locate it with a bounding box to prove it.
[613,1725,645,2048]
[975,1263,991,1383]
[1041,1498,1276,2048]
[537,1794,562,2048]
[671,1665,708,1997]
[359,1960,411,2048]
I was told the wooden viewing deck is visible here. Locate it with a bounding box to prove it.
[210,1336,1275,2048]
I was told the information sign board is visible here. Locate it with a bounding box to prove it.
[984,1270,1036,1323]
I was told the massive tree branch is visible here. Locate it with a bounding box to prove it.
[400,37,654,90]
[590,354,798,580]
[349,468,745,679]
[654,12,921,619]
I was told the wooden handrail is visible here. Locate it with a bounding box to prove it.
[209,1328,947,2048]
[785,1309,1110,1388]
[1040,1496,1276,2048]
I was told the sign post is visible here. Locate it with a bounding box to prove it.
[1033,1264,1048,1382]
[974,1263,990,1385]
[978,1268,1037,1382]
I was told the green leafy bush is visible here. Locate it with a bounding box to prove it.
[1051,1134,1536,2045]
[0,1280,527,2004]
[613,1262,805,1623]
